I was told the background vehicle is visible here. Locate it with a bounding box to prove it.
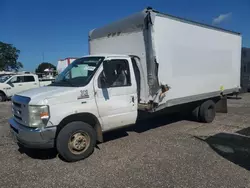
[241,47,250,92]
[0,73,52,101]
[57,57,78,74]
[9,7,241,162]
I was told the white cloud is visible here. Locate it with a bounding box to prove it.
[212,12,232,25]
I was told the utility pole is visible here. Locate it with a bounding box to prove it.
[42,52,45,63]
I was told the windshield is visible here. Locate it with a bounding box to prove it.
[0,75,13,83]
[50,56,104,87]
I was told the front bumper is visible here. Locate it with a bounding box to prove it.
[9,118,57,149]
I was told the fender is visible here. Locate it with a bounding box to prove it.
[56,112,103,142]
[0,90,6,94]
[0,83,11,98]
[0,90,7,99]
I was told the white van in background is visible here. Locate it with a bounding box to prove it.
[0,73,52,101]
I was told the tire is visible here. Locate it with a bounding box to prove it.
[0,92,5,102]
[56,121,97,162]
[199,100,216,123]
[191,105,200,121]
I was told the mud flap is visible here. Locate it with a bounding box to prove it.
[215,96,228,113]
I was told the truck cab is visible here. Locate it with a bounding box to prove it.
[9,55,142,161]
[50,55,140,130]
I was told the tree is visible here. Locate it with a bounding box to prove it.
[35,62,56,75]
[0,41,23,71]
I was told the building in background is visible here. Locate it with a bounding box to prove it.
[241,47,250,92]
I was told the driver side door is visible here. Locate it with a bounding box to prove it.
[93,58,138,131]
[6,76,24,96]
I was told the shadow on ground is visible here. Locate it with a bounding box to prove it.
[18,145,58,160]
[103,112,184,142]
[227,96,242,100]
[18,113,185,160]
[197,127,250,171]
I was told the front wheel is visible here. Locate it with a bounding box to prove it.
[56,121,97,162]
[0,92,5,102]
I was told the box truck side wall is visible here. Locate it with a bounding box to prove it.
[152,15,242,107]
[89,9,241,108]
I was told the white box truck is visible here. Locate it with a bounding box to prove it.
[9,7,241,162]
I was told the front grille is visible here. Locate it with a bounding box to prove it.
[12,102,24,125]
[11,95,30,126]
[13,101,21,108]
[14,114,22,120]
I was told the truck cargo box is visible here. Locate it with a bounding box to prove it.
[89,8,241,107]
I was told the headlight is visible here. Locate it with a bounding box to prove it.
[29,105,50,128]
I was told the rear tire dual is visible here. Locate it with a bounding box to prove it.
[192,100,216,123]
[56,121,97,162]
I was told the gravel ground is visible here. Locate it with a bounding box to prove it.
[1,94,250,188]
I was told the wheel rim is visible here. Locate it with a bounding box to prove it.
[68,132,90,155]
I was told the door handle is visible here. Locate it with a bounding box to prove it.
[18,84,23,86]
[131,96,135,103]
[34,83,37,85]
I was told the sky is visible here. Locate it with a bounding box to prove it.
[0,0,250,71]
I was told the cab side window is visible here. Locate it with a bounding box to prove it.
[10,76,23,83]
[23,76,35,82]
[98,60,131,88]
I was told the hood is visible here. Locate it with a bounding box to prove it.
[17,86,76,105]
[0,82,9,88]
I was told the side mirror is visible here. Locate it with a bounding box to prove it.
[103,61,114,86]
[7,81,14,87]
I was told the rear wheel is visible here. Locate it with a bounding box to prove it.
[199,100,216,123]
[56,121,97,162]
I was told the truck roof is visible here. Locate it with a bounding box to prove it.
[151,8,240,36]
[89,7,240,41]
[84,54,130,58]
[14,73,37,76]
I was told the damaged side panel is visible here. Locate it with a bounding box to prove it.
[89,9,161,103]
[143,11,160,97]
